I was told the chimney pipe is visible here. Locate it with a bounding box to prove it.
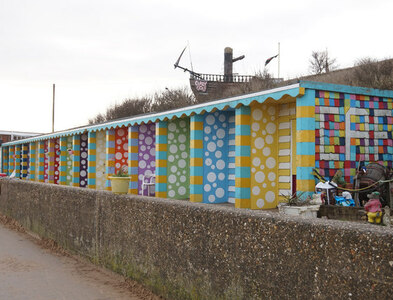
[224,47,233,82]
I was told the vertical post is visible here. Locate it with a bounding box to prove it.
[278,42,280,79]
[59,137,67,185]
[8,146,14,176]
[52,83,55,133]
[88,131,97,189]
[190,115,204,202]
[128,126,139,194]
[296,88,316,199]
[72,135,80,187]
[155,121,167,198]
[48,139,55,183]
[105,129,116,191]
[38,141,45,182]
[2,146,8,175]
[235,106,251,208]
[29,142,36,181]
[15,145,21,179]
[21,144,28,179]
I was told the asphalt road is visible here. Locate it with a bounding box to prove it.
[0,223,158,300]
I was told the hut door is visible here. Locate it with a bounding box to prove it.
[290,119,296,195]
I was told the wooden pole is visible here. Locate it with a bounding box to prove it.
[278,42,280,79]
[52,83,55,133]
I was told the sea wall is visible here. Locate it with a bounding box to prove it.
[1,178,392,299]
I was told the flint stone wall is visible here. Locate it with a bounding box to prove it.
[0,178,392,299]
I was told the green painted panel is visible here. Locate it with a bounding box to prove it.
[66,136,73,185]
[167,118,190,199]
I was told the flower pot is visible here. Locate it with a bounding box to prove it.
[278,204,320,218]
[108,176,130,194]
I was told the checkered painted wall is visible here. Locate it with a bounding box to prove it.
[315,90,393,183]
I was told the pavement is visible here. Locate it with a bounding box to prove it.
[0,223,160,300]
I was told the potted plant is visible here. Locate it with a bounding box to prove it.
[108,169,130,195]
[278,192,321,218]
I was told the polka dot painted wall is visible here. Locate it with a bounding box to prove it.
[167,118,190,199]
[65,137,73,186]
[138,123,156,195]
[54,139,60,184]
[203,111,230,204]
[250,103,278,209]
[96,130,106,190]
[115,127,128,173]
[44,140,48,183]
[79,134,88,187]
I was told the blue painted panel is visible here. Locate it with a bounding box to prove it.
[203,111,230,203]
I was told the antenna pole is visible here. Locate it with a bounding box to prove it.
[52,83,55,133]
[278,42,280,79]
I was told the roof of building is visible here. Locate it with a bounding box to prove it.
[2,81,393,147]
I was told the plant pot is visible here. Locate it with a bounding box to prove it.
[278,204,321,218]
[108,176,130,194]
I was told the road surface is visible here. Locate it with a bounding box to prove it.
[0,223,160,300]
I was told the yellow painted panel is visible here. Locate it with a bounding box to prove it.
[190,194,203,203]
[235,198,251,209]
[278,182,291,190]
[156,175,167,183]
[296,155,315,167]
[279,142,290,150]
[278,169,290,176]
[236,156,250,167]
[156,191,167,198]
[296,106,314,118]
[190,157,203,167]
[279,156,290,163]
[235,177,251,188]
[279,128,290,136]
[130,131,138,139]
[190,121,203,131]
[297,130,315,143]
[291,119,296,175]
[235,135,251,146]
[297,179,315,192]
[190,176,203,185]
[235,114,251,125]
[190,139,203,149]
[156,143,167,152]
[250,102,278,210]
[156,159,167,168]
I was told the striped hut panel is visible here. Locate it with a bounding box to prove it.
[227,112,236,204]
[59,137,67,185]
[155,121,167,198]
[37,141,45,182]
[105,129,115,191]
[190,115,204,203]
[8,146,14,176]
[128,126,139,194]
[72,135,81,187]
[96,130,106,190]
[277,103,295,202]
[29,142,36,181]
[15,145,21,179]
[21,144,28,179]
[235,106,251,209]
[87,131,97,189]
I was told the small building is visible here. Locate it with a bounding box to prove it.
[1,81,392,209]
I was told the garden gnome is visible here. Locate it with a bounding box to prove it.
[364,192,383,224]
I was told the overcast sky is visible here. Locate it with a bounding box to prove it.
[1,0,392,133]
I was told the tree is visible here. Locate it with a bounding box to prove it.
[88,86,196,125]
[352,57,393,90]
[309,50,338,74]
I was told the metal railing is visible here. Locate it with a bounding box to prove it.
[190,73,254,83]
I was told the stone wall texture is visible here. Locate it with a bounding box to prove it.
[1,178,393,299]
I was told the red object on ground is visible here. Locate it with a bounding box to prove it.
[0,173,7,177]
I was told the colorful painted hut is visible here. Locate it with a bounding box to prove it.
[1,81,393,209]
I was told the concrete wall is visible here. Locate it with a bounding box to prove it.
[1,178,393,299]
